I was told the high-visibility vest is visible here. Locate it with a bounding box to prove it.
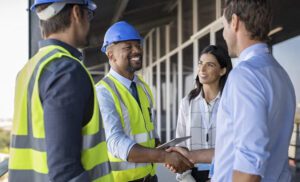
[97,74,157,181]
[9,45,113,182]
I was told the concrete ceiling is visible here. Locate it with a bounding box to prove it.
[29,0,300,68]
[84,0,176,67]
[89,0,176,45]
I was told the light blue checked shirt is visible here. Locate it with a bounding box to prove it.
[212,43,296,181]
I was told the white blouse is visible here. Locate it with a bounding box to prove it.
[176,91,220,150]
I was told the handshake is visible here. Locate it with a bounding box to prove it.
[163,147,194,173]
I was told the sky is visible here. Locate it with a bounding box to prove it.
[0,1,28,119]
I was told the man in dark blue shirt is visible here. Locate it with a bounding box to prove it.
[9,1,113,182]
[39,39,94,181]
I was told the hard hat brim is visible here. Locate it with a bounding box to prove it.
[101,39,143,53]
[30,0,97,11]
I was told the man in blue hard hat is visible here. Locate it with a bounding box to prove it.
[96,21,193,182]
[9,0,113,181]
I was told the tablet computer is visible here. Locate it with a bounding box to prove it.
[156,136,191,149]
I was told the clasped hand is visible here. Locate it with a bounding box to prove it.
[164,147,194,173]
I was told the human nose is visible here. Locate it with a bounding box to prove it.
[199,64,206,72]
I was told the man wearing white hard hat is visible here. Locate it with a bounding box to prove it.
[9,0,113,181]
[96,21,193,182]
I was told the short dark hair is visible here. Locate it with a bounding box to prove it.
[36,3,84,37]
[224,0,272,41]
[188,45,233,103]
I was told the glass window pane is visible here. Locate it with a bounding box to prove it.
[221,0,226,10]
[216,29,227,50]
[182,0,193,43]
[183,45,194,96]
[170,8,178,51]
[145,38,150,67]
[160,61,167,142]
[160,26,166,57]
[152,66,157,100]
[152,31,157,64]
[198,34,210,56]
[170,54,178,139]
[147,38,151,67]
[198,0,216,31]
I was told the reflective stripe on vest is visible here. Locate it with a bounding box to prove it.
[102,76,155,143]
[110,162,148,171]
[9,46,113,182]
[9,161,111,182]
[99,75,156,180]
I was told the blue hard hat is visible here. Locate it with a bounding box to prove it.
[30,0,96,11]
[101,21,142,53]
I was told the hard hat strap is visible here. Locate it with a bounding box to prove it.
[37,2,67,21]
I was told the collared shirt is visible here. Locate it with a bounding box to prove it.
[39,39,93,181]
[96,69,158,161]
[176,91,220,179]
[212,43,296,182]
[176,91,220,150]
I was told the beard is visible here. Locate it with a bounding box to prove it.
[76,21,91,49]
[126,54,143,73]
[77,32,90,49]
[228,49,238,58]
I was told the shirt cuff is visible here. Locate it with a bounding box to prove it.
[124,141,137,161]
[233,149,266,177]
[107,132,137,161]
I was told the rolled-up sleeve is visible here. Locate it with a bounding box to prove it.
[96,85,136,161]
[229,67,270,177]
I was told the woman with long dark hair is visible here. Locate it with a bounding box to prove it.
[175,45,232,182]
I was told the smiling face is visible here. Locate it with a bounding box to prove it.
[198,53,226,86]
[108,40,143,78]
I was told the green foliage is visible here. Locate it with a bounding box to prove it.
[0,128,10,153]
[295,113,300,124]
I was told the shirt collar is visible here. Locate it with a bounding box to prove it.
[239,43,270,62]
[195,90,221,103]
[109,68,138,90]
[209,92,221,105]
[39,39,83,61]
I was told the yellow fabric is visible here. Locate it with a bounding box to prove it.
[81,142,109,170]
[10,45,112,181]
[9,148,48,174]
[12,49,50,135]
[98,74,157,181]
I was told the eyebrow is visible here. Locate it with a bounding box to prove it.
[198,60,217,64]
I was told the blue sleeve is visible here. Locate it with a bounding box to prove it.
[229,67,270,177]
[39,57,93,182]
[96,84,136,161]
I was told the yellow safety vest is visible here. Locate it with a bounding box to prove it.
[9,45,113,182]
[97,74,157,182]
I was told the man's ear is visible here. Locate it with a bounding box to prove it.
[231,14,239,32]
[70,5,82,23]
[107,50,114,62]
